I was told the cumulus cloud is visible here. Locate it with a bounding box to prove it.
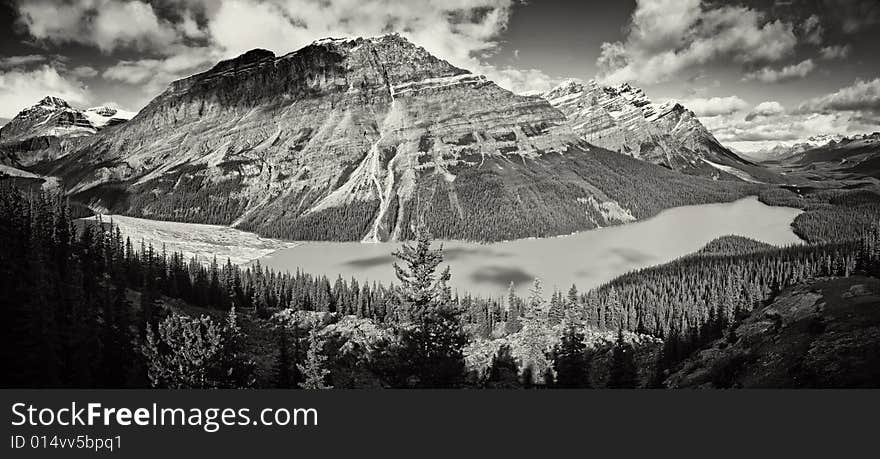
[596,0,798,85]
[798,78,880,114]
[711,111,866,148]
[12,0,555,96]
[819,44,852,60]
[745,101,785,121]
[16,0,180,53]
[102,46,221,98]
[742,59,815,83]
[683,96,748,117]
[0,65,90,118]
[202,0,553,93]
[708,81,880,152]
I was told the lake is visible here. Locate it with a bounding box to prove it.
[259,196,803,298]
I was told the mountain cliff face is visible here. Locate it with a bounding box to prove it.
[0,97,134,167]
[44,34,753,242]
[542,80,780,183]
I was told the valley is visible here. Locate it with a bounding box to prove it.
[1,23,878,392]
[84,196,803,298]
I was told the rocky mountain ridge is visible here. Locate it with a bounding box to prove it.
[35,34,755,242]
[542,79,781,183]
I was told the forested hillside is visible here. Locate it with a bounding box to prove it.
[3,187,879,388]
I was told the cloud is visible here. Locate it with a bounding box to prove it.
[683,96,748,117]
[16,0,180,53]
[745,101,785,121]
[743,59,815,83]
[797,78,880,114]
[12,0,554,97]
[71,66,99,78]
[707,84,880,152]
[0,65,90,118]
[200,0,551,94]
[800,14,823,45]
[596,0,798,85]
[711,111,859,146]
[819,44,852,60]
[102,46,221,100]
[711,79,880,151]
[0,55,47,69]
[823,0,880,34]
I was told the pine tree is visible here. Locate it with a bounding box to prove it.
[505,281,522,334]
[298,327,331,389]
[519,278,551,385]
[608,329,639,388]
[385,222,467,387]
[484,345,521,388]
[552,325,591,388]
[274,324,293,388]
[548,290,564,325]
[142,313,224,388]
[392,221,448,321]
[212,306,256,388]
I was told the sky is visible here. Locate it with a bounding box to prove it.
[0,0,878,152]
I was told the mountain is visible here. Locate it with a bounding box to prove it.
[542,80,781,183]
[747,134,852,162]
[666,276,880,388]
[767,132,880,180]
[0,96,95,143]
[0,97,134,167]
[41,34,755,242]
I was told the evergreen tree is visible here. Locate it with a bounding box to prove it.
[274,324,293,388]
[519,278,551,385]
[552,325,591,388]
[608,330,639,388]
[298,327,332,389]
[483,345,521,388]
[212,306,256,388]
[384,222,467,387]
[142,313,224,389]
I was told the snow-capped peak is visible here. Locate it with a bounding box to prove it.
[36,96,71,110]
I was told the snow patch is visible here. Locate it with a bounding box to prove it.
[84,106,136,128]
[701,159,762,183]
[579,196,636,224]
[391,74,485,97]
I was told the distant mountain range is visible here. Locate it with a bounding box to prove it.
[752,133,880,163]
[0,35,812,242]
[761,132,880,180]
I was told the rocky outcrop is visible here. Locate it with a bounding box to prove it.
[542,80,782,183]
[666,276,880,388]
